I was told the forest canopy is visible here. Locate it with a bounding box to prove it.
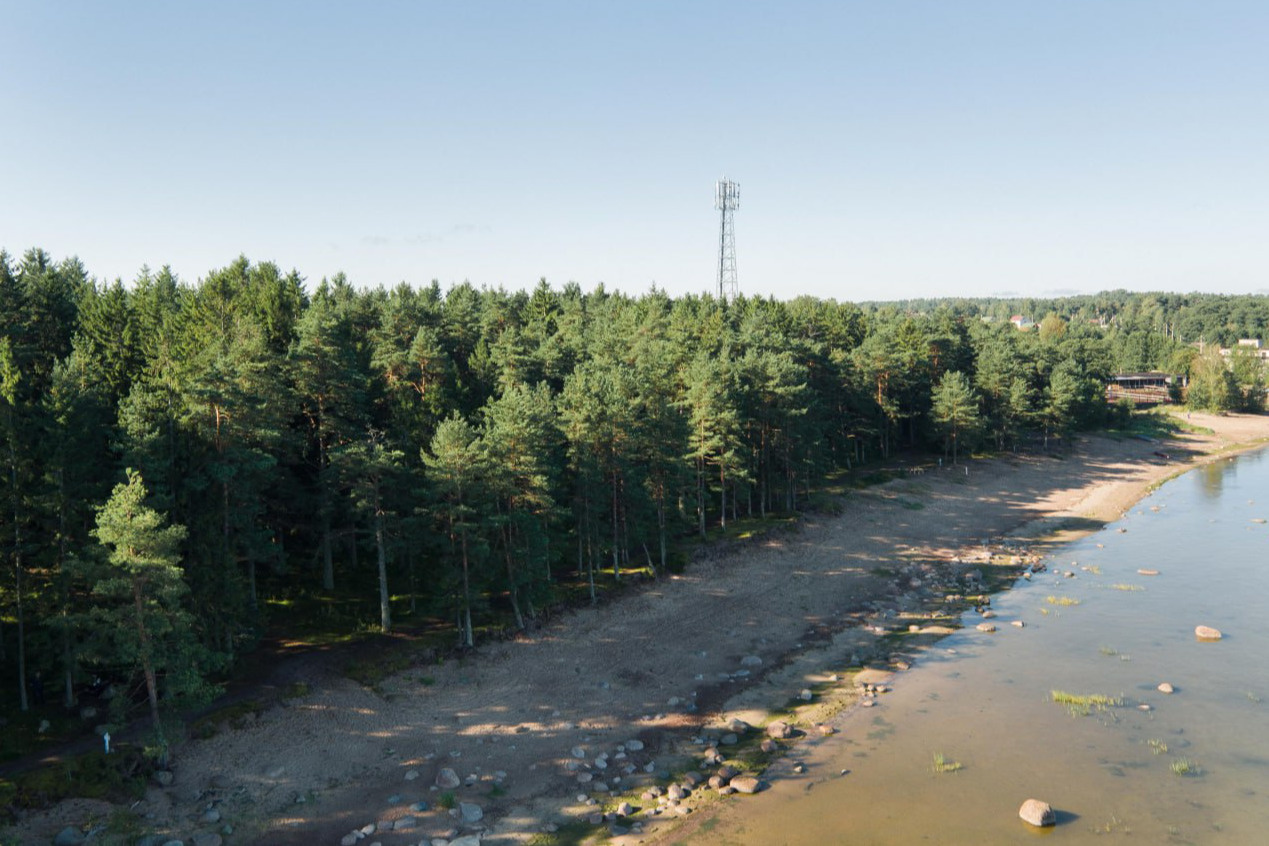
[2,246,1267,721]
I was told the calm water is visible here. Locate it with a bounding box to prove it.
[708,450,1269,844]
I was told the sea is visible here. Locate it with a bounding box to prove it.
[703,449,1269,844]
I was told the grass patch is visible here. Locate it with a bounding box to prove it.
[931,751,963,774]
[525,819,596,846]
[438,790,456,809]
[1110,583,1145,592]
[1147,738,1168,755]
[1,747,152,815]
[1170,757,1199,776]
[281,681,311,700]
[1046,595,1080,606]
[1099,645,1119,657]
[1051,690,1122,717]
[190,699,266,739]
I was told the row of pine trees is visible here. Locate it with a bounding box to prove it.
[1,247,1264,726]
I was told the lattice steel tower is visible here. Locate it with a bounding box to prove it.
[715,177,740,300]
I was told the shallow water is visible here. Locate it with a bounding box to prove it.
[708,450,1269,844]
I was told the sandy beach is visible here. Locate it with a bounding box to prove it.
[9,411,1269,846]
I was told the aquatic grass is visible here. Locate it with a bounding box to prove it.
[1085,564,1103,575]
[1170,757,1199,776]
[1147,738,1168,755]
[930,752,963,774]
[1110,583,1145,592]
[1051,690,1122,717]
[1046,595,1080,606]
[1099,645,1119,656]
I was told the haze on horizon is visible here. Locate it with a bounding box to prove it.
[3,1,1267,302]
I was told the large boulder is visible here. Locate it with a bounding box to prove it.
[1018,798,1055,827]
[730,776,762,794]
[766,720,794,739]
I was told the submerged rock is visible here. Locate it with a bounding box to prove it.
[1018,798,1056,827]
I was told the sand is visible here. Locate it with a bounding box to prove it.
[7,411,1269,846]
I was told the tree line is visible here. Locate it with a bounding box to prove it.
[2,247,1266,736]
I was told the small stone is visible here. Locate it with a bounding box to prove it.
[593,781,609,792]
[976,623,997,633]
[1010,620,1025,628]
[799,689,813,701]
[1019,798,1055,827]
[730,776,762,794]
[458,802,483,823]
[155,770,174,786]
[720,732,738,745]
[626,739,644,751]
[1195,625,1223,640]
[617,801,633,816]
[740,655,763,667]
[53,827,85,846]
[571,746,586,758]
[386,794,402,805]
[435,767,461,789]
[394,816,417,830]
[1158,682,1175,694]
[201,808,221,824]
[341,835,359,846]
[405,769,420,781]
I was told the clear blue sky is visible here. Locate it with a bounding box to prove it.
[3,1,1268,301]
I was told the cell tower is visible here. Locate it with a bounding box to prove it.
[715,177,740,300]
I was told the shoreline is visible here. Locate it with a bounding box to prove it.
[641,411,1269,845]
[7,411,1269,846]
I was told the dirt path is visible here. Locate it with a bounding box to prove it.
[7,412,1268,846]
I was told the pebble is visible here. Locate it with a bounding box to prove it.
[1195,625,1223,640]
[1158,682,1175,694]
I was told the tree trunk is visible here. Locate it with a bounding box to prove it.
[459,529,472,648]
[375,498,391,634]
[132,580,163,744]
[611,471,620,580]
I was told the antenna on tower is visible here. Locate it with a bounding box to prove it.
[715,177,740,300]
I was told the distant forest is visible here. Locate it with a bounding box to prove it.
[2,246,1267,733]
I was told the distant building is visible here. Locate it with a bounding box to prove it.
[1106,372,1176,406]
[1218,339,1269,361]
[1009,315,1034,330]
